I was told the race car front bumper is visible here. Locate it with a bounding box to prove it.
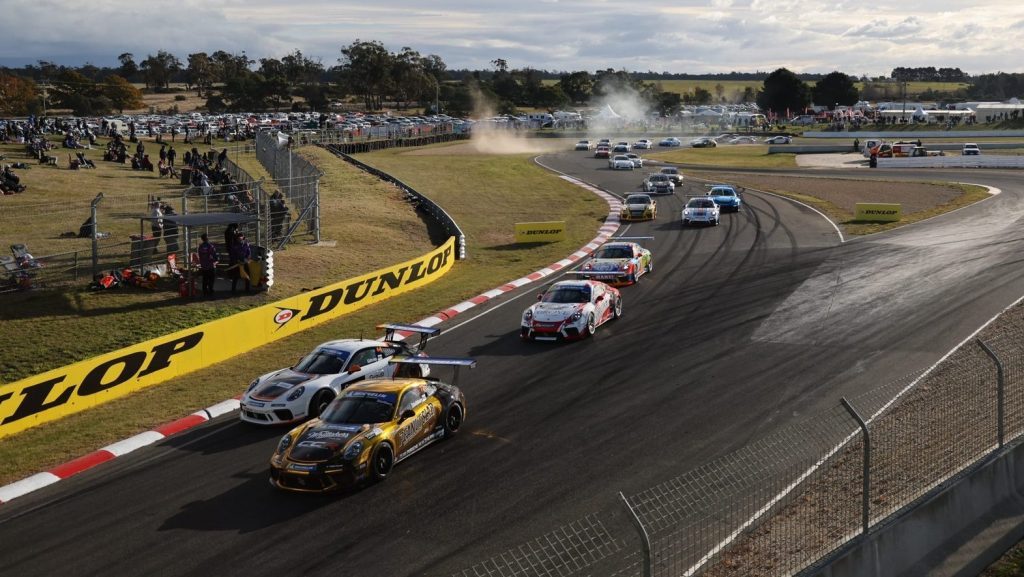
[240,399,303,425]
[521,320,586,342]
[270,460,362,493]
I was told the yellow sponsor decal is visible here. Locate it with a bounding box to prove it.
[855,203,902,222]
[515,221,566,243]
[0,238,456,439]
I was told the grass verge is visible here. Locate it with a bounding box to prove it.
[648,145,797,169]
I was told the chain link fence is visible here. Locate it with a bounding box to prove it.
[254,130,322,245]
[455,308,1024,577]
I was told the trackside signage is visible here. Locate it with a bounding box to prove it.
[855,203,902,222]
[0,238,456,440]
[514,221,566,243]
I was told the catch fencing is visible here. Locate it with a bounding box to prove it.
[253,130,323,246]
[455,311,1024,576]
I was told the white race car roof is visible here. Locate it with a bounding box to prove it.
[313,338,392,353]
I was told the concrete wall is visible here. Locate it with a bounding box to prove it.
[807,442,1024,577]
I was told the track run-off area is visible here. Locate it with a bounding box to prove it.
[2,149,1024,577]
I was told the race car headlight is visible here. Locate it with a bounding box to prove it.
[583,262,593,270]
[569,310,582,321]
[286,386,306,402]
[277,434,292,454]
[620,262,631,271]
[246,378,260,393]
[344,441,365,461]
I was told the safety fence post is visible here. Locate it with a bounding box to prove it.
[841,397,871,536]
[978,338,1006,448]
[619,492,652,577]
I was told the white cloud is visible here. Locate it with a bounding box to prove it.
[1,1,1024,75]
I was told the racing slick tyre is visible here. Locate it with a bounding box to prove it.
[309,389,334,419]
[645,260,653,275]
[714,218,720,226]
[370,442,394,483]
[612,296,622,319]
[442,403,464,437]
[584,313,597,337]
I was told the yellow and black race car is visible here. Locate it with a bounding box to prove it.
[269,357,473,493]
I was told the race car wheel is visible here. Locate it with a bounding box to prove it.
[612,297,622,319]
[370,443,394,483]
[645,260,653,275]
[442,403,464,437]
[309,390,334,419]
[585,313,597,337]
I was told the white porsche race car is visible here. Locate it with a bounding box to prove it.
[521,279,622,342]
[682,196,721,226]
[240,323,438,425]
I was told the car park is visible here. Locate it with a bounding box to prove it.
[682,196,721,226]
[609,155,635,170]
[705,184,743,213]
[625,153,644,168]
[240,324,437,425]
[690,137,717,148]
[520,279,622,341]
[269,357,474,492]
[633,139,653,149]
[764,136,792,144]
[659,166,684,186]
[579,238,654,286]
[962,143,981,156]
[619,194,657,221]
[659,137,682,147]
[642,173,675,194]
[575,140,593,151]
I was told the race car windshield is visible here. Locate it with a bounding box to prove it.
[595,247,632,259]
[713,189,734,197]
[627,197,650,205]
[294,349,350,374]
[543,287,591,303]
[322,396,396,425]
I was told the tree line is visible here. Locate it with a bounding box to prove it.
[0,41,1016,118]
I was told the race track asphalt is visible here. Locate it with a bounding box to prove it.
[2,151,1024,577]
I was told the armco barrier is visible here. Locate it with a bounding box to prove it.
[0,238,455,440]
[323,144,467,260]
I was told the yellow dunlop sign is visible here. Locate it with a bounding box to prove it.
[0,237,456,439]
[515,221,566,243]
[855,203,902,222]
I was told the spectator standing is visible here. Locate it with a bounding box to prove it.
[167,146,176,167]
[269,192,288,240]
[136,140,145,158]
[230,233,252,293]
[159,144,167,164]
[217,148,228,169]
[149,199,164,245]
[162,205,180,253]
[197,233,218,297]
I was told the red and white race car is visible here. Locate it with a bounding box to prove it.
[520,279,621,342]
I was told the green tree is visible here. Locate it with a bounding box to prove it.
[559,71,592,104]
[811,71,859,109]
[655,91,682,116]
[186,52,215,96]
[756,67,811,117]
[140,50,182,90]
[338,40,393,110]
[118,53,138,81]
[50,69,102,114]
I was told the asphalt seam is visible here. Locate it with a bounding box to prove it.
[0,173,621,506]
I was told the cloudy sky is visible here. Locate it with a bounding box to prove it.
[3,0,1024,76]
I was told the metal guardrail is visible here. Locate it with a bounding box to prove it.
[322,144,467,260]
[877,155,1024,168]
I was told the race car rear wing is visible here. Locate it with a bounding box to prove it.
[607,236,654,241]
[390,356,476,386]
[378,323,441,352]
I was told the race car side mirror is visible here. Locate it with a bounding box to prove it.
[347,364,362,374]
[399,409,416,423]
